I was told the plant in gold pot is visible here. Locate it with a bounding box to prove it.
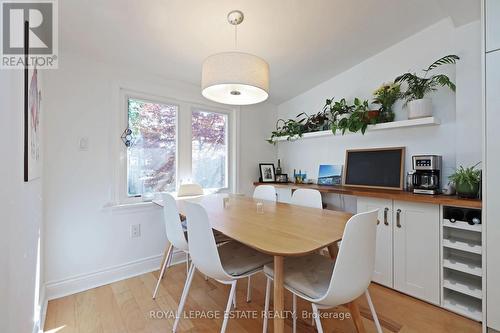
[449,162,481,199]
[395,55,459,119]
[372,82,401,123]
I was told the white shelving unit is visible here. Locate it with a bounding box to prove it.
[441,207,483,322]
[269,116,440,142]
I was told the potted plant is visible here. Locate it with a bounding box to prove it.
[395,55,459,119]
[449,162,481,199]
[331,98,370,135]
[372,82,401,123]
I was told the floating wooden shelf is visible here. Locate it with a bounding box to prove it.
[269,116,441,142]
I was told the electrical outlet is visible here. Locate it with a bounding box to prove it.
[130,224,141,238]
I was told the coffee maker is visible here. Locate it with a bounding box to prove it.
[412,155,442,195]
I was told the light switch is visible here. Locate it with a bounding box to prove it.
[78,137,89,151]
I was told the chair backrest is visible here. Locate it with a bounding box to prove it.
[183,201,232,281]
[178,183,204,197]
[316,209,378,306]
[290,188,323,209]
[253,185,276,202]
[161,193,189,252]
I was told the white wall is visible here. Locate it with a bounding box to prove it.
[42,52,276,298]
[0,70,44,332]
[238,102,277,196]
[276,19,482,196]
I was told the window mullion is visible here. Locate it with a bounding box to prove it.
[177,102,193,187]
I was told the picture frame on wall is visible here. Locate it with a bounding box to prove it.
[24,20,42,182]
[259,163,276,183]
[317,165,343,185]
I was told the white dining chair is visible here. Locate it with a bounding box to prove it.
[262,209,382,333]
[152,193,190,299]
[173,201,273,333]
[290,188,323,209]
[253,185,277,202]
[152,193,233,299]
[177,183,204,197]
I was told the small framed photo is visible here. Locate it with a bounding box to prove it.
[276,174,289,183]
[259,163,276,183]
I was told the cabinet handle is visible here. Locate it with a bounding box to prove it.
[396,209,402,228]
[384,207,389,225]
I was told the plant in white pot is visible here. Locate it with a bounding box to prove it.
[395,55,459,119]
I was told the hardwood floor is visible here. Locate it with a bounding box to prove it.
[44,263,481,333]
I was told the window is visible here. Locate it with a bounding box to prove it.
[191,110,228,189]
[127,98,177,196]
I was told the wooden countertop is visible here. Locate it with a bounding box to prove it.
[253,182,482,209]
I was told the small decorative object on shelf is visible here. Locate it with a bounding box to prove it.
[259,163,276,183]
[275,174,288,183]
[395,54,459,119]
[449,162,481,199]
[276,159,282,174]
[294,169,307,184]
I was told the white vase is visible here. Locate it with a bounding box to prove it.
[407,98,432,119]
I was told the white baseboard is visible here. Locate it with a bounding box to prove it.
[45,250,186,301]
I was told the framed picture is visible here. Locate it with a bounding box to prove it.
[259,163,276,183]
[275,174,289,183]
[24,21,42,181]
[318,165,343,185]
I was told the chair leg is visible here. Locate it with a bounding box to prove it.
[311,304,323,333]
[221,281,237,333]
[173,263,195,333]
[263,278,271,333]
[232,281,237,309]
[152,244,173,299]
[292,294,297,333]
[366,290,382,333]
[246,276,252,303]
[185,253,189,275]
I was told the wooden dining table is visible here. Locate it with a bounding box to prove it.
[157,194,362,333]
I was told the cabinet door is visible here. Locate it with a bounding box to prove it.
[275,188,292,203]
[393,201,440,305]
[357,197,393,287]
[486,51,500,330]
[486,0,500,52]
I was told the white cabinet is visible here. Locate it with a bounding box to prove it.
[357,198,440,304]
[357,197,393,287]
[393,201,440,305]
[486,0,500,52]
[486,50,500,329]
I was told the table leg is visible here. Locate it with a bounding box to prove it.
[347,301,366,333]
[273,256,285,333]
[327,242,339,260]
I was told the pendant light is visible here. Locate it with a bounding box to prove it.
[201,10,270,105]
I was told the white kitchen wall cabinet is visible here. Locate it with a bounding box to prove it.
[486,0,500,52]
[357,197,393,287]
[486,50,500,330]
[393,201,441,305]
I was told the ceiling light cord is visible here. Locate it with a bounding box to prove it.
[234,24,238,50]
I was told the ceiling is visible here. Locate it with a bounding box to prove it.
[59,0,480,104]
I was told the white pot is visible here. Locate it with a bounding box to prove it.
[407,98,432,119]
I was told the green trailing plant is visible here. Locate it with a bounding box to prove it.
[331,98,370,135]
[395,54,459,106]
[449,162,481,198]
[372,82,401,122]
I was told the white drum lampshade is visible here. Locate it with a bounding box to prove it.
[201,52,269,105]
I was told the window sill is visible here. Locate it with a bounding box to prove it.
[102,201,161,212]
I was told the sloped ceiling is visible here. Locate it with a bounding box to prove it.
[59,0,480,103]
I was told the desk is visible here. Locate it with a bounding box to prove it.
[254,182,482,209]
[156,194,354,333]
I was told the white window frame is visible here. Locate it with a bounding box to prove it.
[113,87,236,205]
